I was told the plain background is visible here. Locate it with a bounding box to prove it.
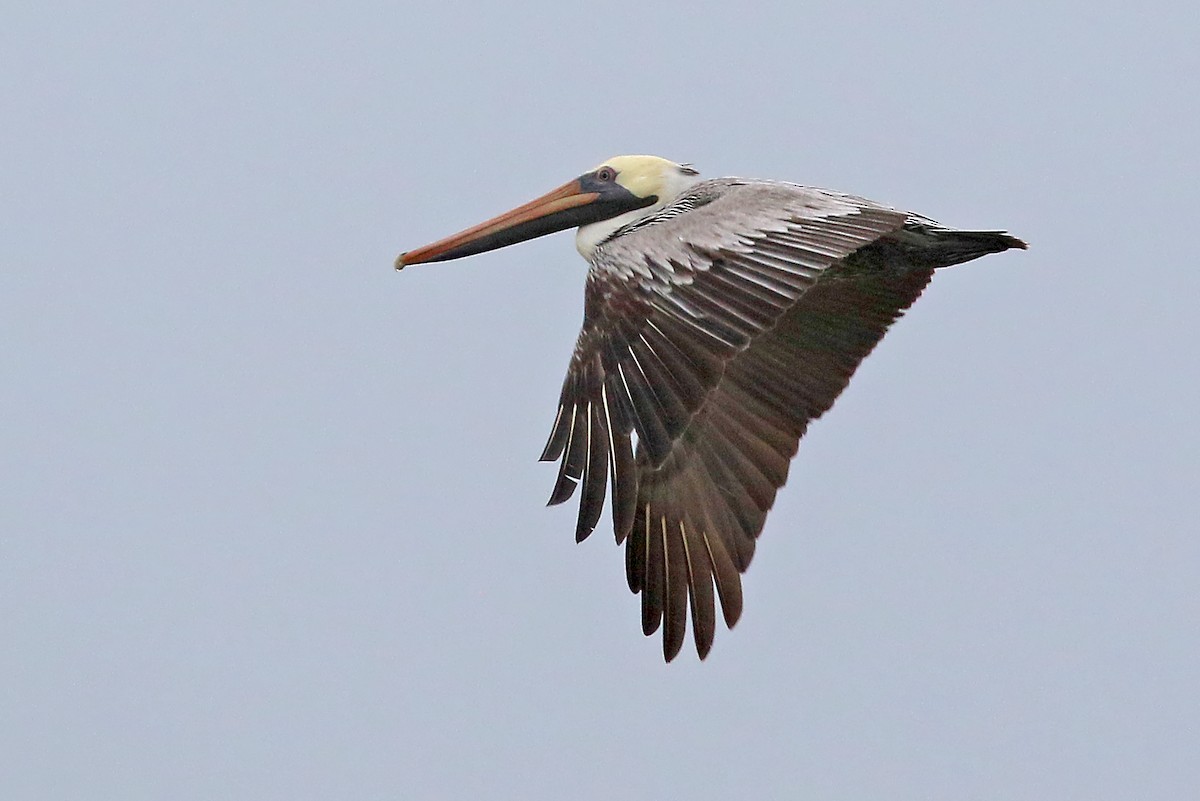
[3,2,1197,799]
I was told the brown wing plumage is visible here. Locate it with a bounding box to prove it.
[539,178,1019,660]
[622,261,935,659]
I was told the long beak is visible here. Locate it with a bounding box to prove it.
[397,178,606,269]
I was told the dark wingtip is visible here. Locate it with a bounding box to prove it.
[642,603,662,637]
[546,476,577,506]
[663,633,684,663]
[574,520,595,543]
[721,594,743,630]
[538,440,560,463]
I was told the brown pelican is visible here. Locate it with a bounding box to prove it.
[397,155,1025,661]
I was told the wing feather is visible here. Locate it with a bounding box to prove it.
[574,400,609,542]
[639,506,665,636]
[680,518,717,659]
[662,517,690,661]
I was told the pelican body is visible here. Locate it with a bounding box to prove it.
[397,155,1025,661]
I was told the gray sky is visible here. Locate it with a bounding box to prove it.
[3,2,1197,799]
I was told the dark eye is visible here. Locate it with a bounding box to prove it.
[595,166,616,182]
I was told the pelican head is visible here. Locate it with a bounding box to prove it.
[396,155,701,268]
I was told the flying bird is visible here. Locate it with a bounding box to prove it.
[396,155,1025,661]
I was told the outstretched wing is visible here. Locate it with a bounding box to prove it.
[539,179,928,660]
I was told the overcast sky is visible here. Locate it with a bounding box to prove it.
[3,2,1198,799]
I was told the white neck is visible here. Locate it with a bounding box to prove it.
[575,207,656,259]
[574,169,702,261]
